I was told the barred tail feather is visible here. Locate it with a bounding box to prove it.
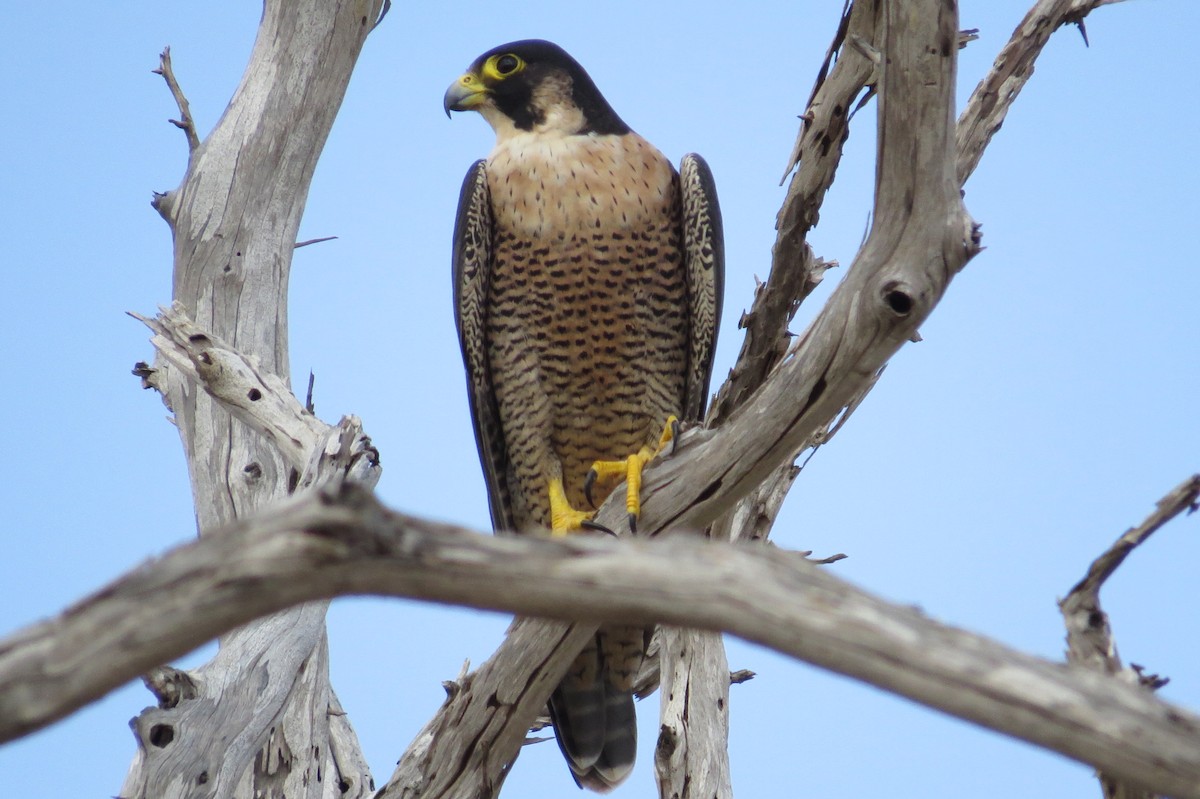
[548,627,645,792]
[549,681,637,793]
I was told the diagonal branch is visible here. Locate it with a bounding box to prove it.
[1060,475,1200,799]
[956,0,1132,186]
[152,47,200,156]
[719,0,1130,438]
[633,0,976,540]
[134,303,330,469]
[1062,474,1200,671]
[710,0,878,423]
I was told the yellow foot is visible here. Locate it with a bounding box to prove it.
[583,416,679,532]
[548,477,594,536]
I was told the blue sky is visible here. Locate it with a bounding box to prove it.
[1,1,1197,797]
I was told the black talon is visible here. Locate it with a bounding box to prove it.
[581,519,616,536]
[669,418,681,455]
[627,513,638,534]
[583,468,599,508]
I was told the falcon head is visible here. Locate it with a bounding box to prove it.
[443,39,630,138]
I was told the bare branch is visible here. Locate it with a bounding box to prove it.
[3,485,1200,797]
[728,670,755,686]
[135,303,329,469]
[711,0,878,423]
[956,0,1126,186]
[383,619,591,798]
[1059,474,1200,799]
[721,0,1131,439]
[659,5,883,782]
[716,461,799,547]
[631,0,977,541]
[119,418,377,799]
[295,235,338,248]
[152,47,199,154]
[1063,474,1200,625]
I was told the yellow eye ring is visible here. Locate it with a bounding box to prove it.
[495,54,520,74]
[483,53,525,80]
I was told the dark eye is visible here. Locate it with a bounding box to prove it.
[496,54,520,75]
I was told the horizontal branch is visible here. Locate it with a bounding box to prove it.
[2,482,1199,797]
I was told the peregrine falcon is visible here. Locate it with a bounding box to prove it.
[445,39,723,792]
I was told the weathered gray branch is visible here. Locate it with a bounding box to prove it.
[127,0,385,797]
[653,628,732,799]
[711,0,878,422]
[1062,475,1200,677]
[152,47,200,154]
[3,482,1200,797]
[720,0,1127,430]
[135,303,329,468]
[660,4,877,786]
[633,0,975,537]
[956,0,1131,186]
[1061,475,1200,799]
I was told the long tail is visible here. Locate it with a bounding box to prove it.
[547,626,647,792]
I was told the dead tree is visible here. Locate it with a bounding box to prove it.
[0,1,1195,799]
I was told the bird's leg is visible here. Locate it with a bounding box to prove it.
[548,476,595,536]
[583,416,678,532]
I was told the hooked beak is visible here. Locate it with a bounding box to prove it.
[443,72,488,118]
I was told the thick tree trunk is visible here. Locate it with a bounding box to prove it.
[120,1,385,797]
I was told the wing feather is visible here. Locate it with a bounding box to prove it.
[679,153,725,420]
[452,160,514,533]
